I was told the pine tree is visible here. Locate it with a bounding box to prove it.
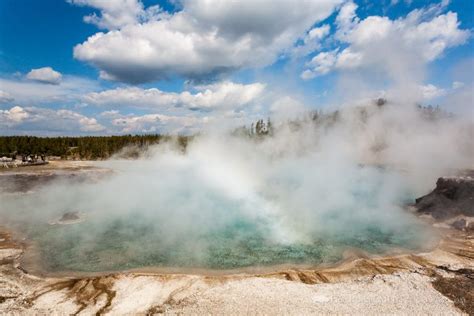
[267,118,273,135]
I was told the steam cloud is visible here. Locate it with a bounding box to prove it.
[1,97,472,271]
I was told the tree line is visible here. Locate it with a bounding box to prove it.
[0,135,190,160]
[0,100,451,160]
[235,99,451,137]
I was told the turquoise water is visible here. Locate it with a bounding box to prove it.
[1,164,435,273]
[21,211,433,273]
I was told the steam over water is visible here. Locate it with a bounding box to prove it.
[1,103,472,273]
[2,161,433,272]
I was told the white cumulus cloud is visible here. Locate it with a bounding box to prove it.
[26,67,63,85]
[0,106,104,134]
[292,24,331,58]
[301,50,338,79]
[72,0,343,83]
[420,84,447,100]
[68,0,161,30]
[83,81,266,110]
[0,106,29,125]
[0,76,99,105]
[301,1,470,82]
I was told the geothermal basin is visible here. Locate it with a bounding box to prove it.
[0,158,437,275]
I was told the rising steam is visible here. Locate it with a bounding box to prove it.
[0,98,473,271]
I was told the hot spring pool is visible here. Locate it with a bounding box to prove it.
[1,161,437,274]
[14,210,436,274]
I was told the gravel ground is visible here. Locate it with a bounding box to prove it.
[163,273,462,315]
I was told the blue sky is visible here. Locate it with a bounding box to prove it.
[0,0,472,135]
